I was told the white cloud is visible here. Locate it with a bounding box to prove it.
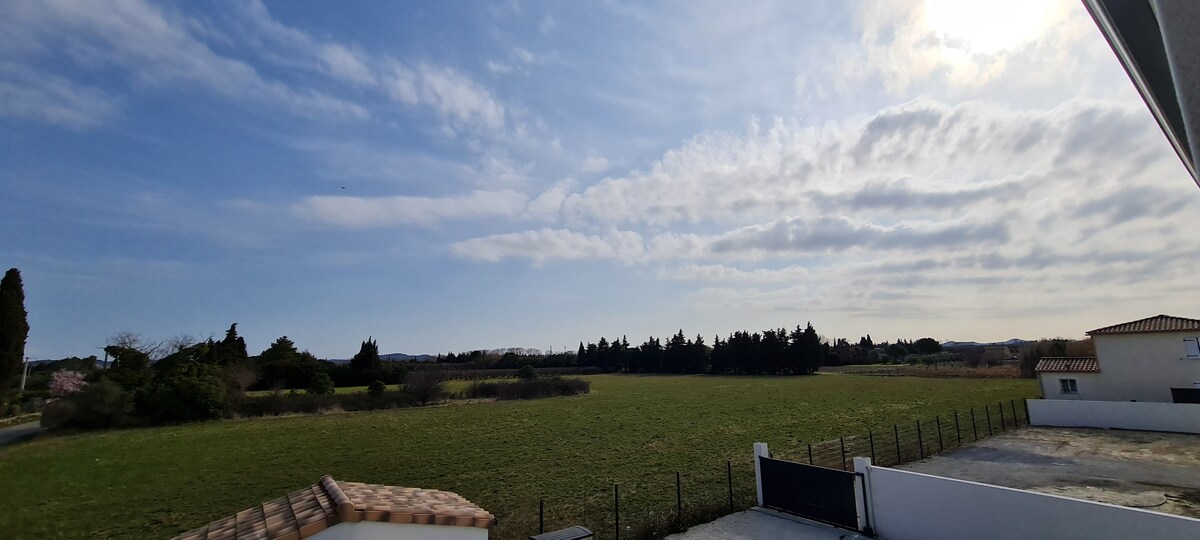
[708,215,1008,257]
[318,44,376,87]
[540,15,556,34]
[548,98,1164,229]
[580,156,609,173]
[450,229,648,265]
[448,212,1009,265]
[525,179,578,219]
[511,47,535,64]
[486,60,515,75]
[384,63,506,132]
[806,0,1109,102]
[658,264,810,283]
[486,48,539,78]
[444,89,1198,336]
[295,190,528,227]
[480,151,533,188]
[0,63,119,129]
[0,0,368,124]
[237,0,512,135]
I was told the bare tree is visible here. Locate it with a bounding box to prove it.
[405,370,447,406]
[166,333,198,353]
[1065,338,1095,357]
[225,366,258,394]
[107,331,166,360]
[1018,343,1043,379]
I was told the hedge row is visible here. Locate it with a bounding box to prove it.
[414,366,602,380]
[462,377,591,400]
[232,389,418,417]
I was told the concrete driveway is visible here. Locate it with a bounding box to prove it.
[0,421,42,447]
[667,508,869,540]
[898,427,1200,518]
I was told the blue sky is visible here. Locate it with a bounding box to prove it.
[3,0,1199,359]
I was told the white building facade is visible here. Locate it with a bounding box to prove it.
[1037,315,1200,403]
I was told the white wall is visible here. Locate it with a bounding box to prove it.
[1028,398,1200,434]
[866,466,1200,540]
[1038,372,1103,400]
[309,522,487,540]
[1091,332,1200,402]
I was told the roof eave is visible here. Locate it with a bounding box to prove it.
[1083,0,1199,187]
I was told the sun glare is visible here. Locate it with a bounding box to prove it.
[924,0,1059,55]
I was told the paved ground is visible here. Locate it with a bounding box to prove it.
[898,427,1200,518]
[0,422,42,447]
[667,509,868,540]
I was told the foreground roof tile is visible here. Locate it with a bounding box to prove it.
[1036,357,1100,373]
[1087,314,1200,335]
[172,476,495,540]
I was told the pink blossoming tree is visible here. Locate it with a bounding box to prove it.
[49,369,87,396]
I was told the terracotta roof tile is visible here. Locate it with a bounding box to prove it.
[1036,357,1100,373]
[1087,314,1200,335]
[172,476,494,540]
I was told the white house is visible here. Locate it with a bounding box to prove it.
[174,475,495,540]
[1036,315,1200,403]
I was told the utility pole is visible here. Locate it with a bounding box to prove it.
[20,356,30,392]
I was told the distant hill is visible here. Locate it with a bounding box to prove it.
[942,339,1028,349]
[327,353,435,363]
[381,352,435,362]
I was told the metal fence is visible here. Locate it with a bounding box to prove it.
[517,460,759,540]
[516,398,1031,540]
[790,398,1030,471]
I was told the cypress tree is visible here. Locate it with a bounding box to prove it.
[208,323,249,366]
[0,268,29,395]
[351,337,382,372]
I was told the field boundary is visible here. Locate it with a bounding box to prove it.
[768,398,1030,472]
[535,397,1032,539]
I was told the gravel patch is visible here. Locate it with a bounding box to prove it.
[897,427,1200,518]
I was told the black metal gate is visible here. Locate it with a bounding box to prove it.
[758,456,859,530]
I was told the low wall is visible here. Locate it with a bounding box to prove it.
[1028,399,1200,434]
[310,521,487,540]
[867,467,1200,540]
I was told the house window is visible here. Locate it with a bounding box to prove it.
[1059,379,1079,395]
[1184,338,1200,358]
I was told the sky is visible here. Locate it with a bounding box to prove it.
[2,0,1199,360]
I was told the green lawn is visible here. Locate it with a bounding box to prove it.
[245,378,510,396]
[0,374,1036,539]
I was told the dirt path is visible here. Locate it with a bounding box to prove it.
[0,422,42,448]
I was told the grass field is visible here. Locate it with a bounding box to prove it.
[0,374,1037,539]
[245,378,510,396]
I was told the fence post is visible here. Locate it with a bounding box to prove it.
[840,437,848,471]
[998,401,1006,431]
[727,460,734,513]
[954,410,962,446]
[676,471,683,524]
[893,424,901,464]
[936,416,944,453]
[539,499,544,534]
[753,442,768,507]
[985,404,994,436]
[916,420,925,459]
[807,443,813,465]
[614,484,621,540]
[869,429,876,463]
[970,408,978,441]
[1011,399,1020,425]
[853,457,874,535]
[1024,397,1031,424]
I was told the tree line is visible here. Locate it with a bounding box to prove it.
[572,324,826,375]
[430,326,951,375]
